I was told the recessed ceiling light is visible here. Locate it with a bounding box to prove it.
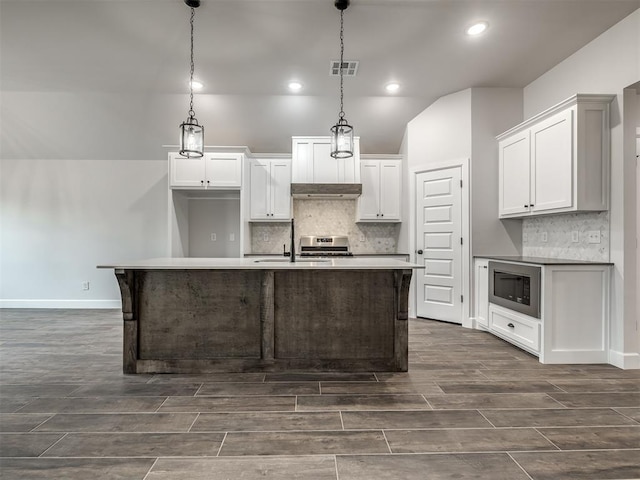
[288,81,303,92]
[465,21,489,36]
[385,82,400,93]
[190,80,204,90]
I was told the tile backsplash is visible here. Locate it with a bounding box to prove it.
[250,199,401,254]
[522,211,609,261]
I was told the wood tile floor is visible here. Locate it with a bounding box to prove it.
[1,309,639,479]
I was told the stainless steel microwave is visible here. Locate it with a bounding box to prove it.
[488,261,541,319]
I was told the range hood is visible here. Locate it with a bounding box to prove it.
[290,183,362,199]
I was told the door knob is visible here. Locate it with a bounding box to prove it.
[416,249,423,255]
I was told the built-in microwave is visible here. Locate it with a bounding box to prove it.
[488,261,541,319]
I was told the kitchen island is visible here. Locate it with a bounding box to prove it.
[99,257,422,374]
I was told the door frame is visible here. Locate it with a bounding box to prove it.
[409,158,471,328]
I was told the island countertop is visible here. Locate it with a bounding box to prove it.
[98,257,423,270]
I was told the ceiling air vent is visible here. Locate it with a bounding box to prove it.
[329,60,359,76]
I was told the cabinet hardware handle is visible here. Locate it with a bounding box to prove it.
[530,204,534,207]
[416,249,423,255]
[524,204,529,208]
[200,180,204,184]
[507,323,515,328]
[381,213,384,217]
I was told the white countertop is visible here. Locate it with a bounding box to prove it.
[98,257,423,270]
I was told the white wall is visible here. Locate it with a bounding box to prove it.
[0,159,168,307]
[523,9,640,367]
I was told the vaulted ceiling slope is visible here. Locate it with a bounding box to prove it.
[1,0,638,154]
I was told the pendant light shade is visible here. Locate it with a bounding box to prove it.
[330,118,354,159]
[330,0,354,159]
[179,0,204,158]
[180,117,204,158]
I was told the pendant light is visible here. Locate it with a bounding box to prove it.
[179,0,204,158]
[330,0,354,159]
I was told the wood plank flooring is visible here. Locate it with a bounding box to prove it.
[1,309,639,479]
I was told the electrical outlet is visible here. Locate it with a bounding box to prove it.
[587,230,601,244]
[541,232,548,243]
[82,281,90,291]
[359,234,366,242]
[229,233,235,242]
[263,233,269,242]
[571,231,579,243]
[210,233,217,242]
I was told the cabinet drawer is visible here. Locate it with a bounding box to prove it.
[489,304,540,353]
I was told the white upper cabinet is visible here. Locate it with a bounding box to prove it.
[357,157,401,222]
[497,94,614,218]
[249,157,291,221]
[291,136,360,183]
[169,151,244,189]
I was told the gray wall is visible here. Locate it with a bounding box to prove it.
[400,87,523,257]
[470,88,523,256]
[0,158,168,307]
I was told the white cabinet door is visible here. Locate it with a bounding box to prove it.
[270,160,292,220]
[205,153,242,188]
[249,158,291,221]
[474,259,489,329]
[312,141,339,183]
[292,136,359,183]
[169,153,206,188]
[357,159,401,222]
[499,130,530,216]
[358,161,380,220]
[249,160,270,219]
[379,161,401,220]
[497,94,612,219]
[530,109,573,213]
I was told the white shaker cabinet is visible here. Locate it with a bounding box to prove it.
[497,94,614,218]
[170,151,244,189]
[292,136,360,183]
[357,157,401,222]
[249,157,291,221]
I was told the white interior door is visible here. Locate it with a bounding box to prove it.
[415,167,463,323]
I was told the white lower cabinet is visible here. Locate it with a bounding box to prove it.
[476,258,611,364]
[489,304,541,354]
[473,259,489,329]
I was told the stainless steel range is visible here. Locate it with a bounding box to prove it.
[299,235,353,257]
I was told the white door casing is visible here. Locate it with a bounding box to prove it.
[415,166,464,324]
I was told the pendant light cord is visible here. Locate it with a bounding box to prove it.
[188,7,196,119]
[338,8,345,121]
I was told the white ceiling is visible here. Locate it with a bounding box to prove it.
[1,0,639,153]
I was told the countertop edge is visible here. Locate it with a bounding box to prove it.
[474,255,614,266]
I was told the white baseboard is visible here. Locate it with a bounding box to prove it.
[609,349,640,369]
[0,299,121,309]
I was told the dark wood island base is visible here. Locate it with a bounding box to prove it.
[114,267,413,373]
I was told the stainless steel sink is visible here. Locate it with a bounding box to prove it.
[253,258,330,263]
